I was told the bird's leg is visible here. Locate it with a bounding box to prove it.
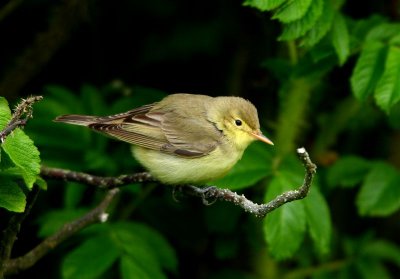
[173,185,219,205]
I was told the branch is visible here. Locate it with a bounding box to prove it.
[4,188,119,276]
[0,95,43,143]
[0,187,40,278]
[40,148,316,218]
[40,166,155,189]
[179,147,316,218]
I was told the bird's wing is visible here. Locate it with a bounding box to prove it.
[88,103,222,158]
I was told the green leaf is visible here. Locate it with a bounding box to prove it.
[120,256,152,279]
[210,141,273,190]
[112,222,177,272]
[356,162,400,216]
[273,0,313,23]
[263,172,306,259]
[37,209,88,237]
[362,240,400,268]
[62,235,119,279]
[0,97,11,129]
[243,0,287,11]
[301,0,334,47]
[374,46,400,112]
[2,129,41,189]
[331,13,350,65]
[355,258,391,279]
[304,185,331,254]
[350,41,387,100]
[366,23,400,42]
[279,0,323,41]
[0,178,26,212]
[111,224,169,279]
[327,156,372,188]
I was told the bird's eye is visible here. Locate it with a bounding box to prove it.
[235,119,242,126]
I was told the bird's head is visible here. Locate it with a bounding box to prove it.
[208,97,273,151]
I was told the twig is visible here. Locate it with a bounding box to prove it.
[0,187,40,278]
[179,147,316,218]
[0,95,43,143]
[4,188,119,276]
[40,166,155,189]
[40,148,316,218]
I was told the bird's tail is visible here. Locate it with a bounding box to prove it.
[54,114,97,126]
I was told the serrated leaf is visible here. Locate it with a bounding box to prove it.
[243,0,287,11]
[263,172,306,259]
[62,235,119,279]
[374,46,400,112]
[0,178,26,212]
[327,156,372,188]
[273,0,313,23]
[120,256,153,279]
[210,142,273,190]
[304,186,331,254]
[350,41,387,100]
[356,162,400,216]
[331,13,350,65]
[301,0,334,47]
[2,129,40,189]
[0,97,11,129]
[279,0,323,40]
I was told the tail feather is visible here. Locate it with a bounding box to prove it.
[54,114,97,126]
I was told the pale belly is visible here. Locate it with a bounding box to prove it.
[132,145,244,185]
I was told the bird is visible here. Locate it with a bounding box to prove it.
[54,93,273,185]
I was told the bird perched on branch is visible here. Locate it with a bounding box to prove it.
[55,93,273,184]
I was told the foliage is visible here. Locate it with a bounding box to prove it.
[1,0,400,278]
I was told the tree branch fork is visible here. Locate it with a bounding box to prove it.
[0,95,317,277]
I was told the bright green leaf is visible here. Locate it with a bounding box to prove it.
[62,235,119,279]
[120,256,152,279]
[210,142,273,190]
[374,46,400,112]
[331,13,350,65]
[0,178,26,212]
[356,162,400,216]
[301,0,334,47]
[304,186,331,254]
[327,156,372,188]
[350,41,387,100]
[0,97,11,129]
[273,0,313,23]
[263,172,306,259]
[279,0,323,40]
[2,129,41,189]
[243,0,287,11]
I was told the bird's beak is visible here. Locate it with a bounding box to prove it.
[250,130,274,145]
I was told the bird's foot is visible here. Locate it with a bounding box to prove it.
[172,185,218,206]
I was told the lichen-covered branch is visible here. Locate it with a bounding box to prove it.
[0,95,43,143]
[180,147,317,217]
[4,188,119,276]
[41,148,316,218]
[41,166,156,188]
